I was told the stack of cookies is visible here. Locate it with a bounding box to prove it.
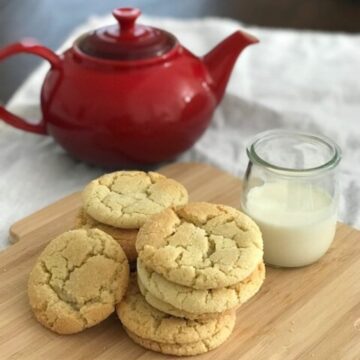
[75,171,189,265]
[117,276,236,356]
[117,202,265,356]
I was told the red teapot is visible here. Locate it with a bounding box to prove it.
[0,8,258,167]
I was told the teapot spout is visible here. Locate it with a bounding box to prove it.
[203,31,258,104]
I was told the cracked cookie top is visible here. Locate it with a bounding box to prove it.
[28,229,129,334]
[82,171,188,229]
[136,202,263,289]
[116,276,235,345]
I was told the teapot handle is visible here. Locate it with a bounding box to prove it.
[0,39,62,135]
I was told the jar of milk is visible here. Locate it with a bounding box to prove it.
[241,130,341,268]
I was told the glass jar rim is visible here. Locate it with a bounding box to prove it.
[246,129,342,176]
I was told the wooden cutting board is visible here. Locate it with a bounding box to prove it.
[1,162,359,360]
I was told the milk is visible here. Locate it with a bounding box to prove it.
[243,182,337,267]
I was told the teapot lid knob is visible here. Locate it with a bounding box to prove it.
[112,8,141,34]
[76,7,177,61]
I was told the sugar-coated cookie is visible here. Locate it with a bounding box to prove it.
[117,276,235,345]
[82,171,188,229]
[138,259,265,316]
[137,202,263,289]
[124,323,234,356]
[28,229,129,334]
[137,276,236,320]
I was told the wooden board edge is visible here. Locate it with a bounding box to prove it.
[8,162,223,242]
[7,161,356,243]
[9,192,81,243]
[158,161,232,177]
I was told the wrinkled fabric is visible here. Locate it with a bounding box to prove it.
[0,15,359,248]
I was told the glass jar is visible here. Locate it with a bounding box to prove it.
[241,129,341,268]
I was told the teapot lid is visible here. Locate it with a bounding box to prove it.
[77,8,177,61]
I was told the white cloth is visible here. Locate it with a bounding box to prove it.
[1,15,360,248]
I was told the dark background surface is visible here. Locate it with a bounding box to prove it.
[0,0,360,103]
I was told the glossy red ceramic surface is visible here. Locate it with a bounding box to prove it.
[0,8,258,167]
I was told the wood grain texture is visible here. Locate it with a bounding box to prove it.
[1,162,360,360]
